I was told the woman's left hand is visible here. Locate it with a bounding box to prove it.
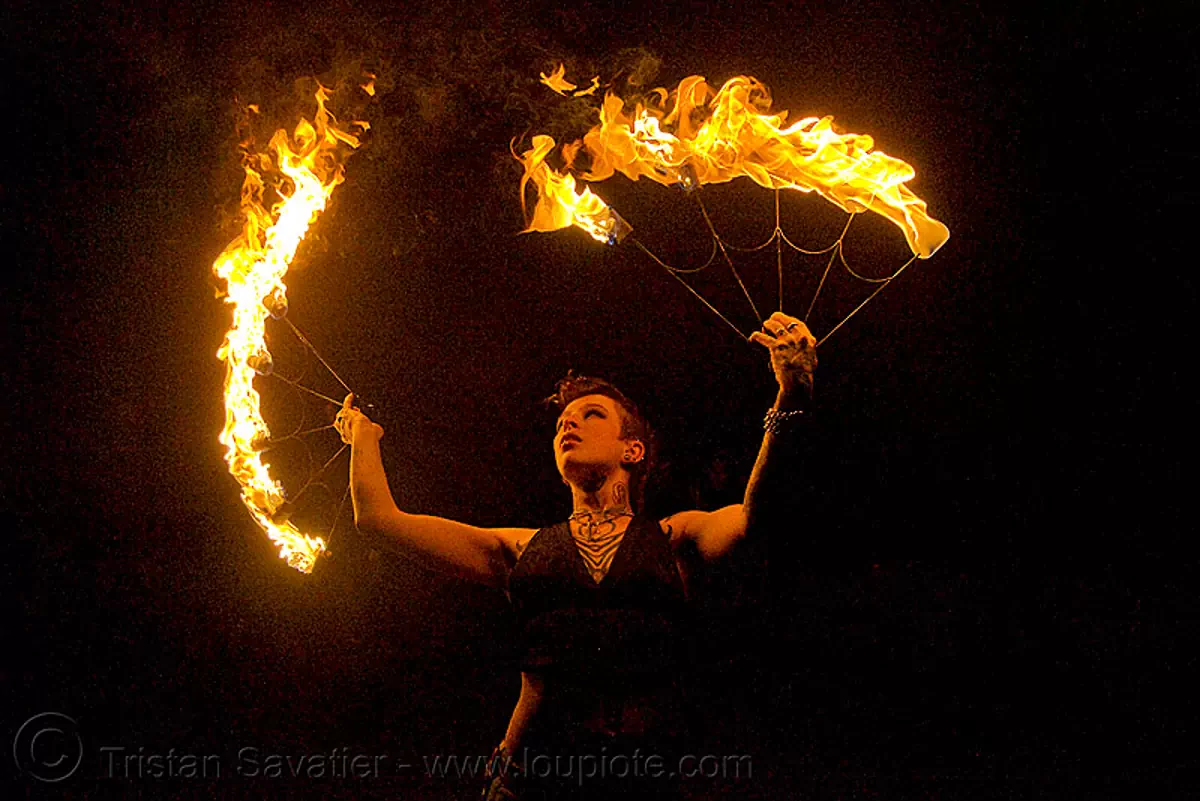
[749,311,817,409]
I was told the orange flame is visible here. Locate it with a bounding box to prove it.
[520,74,949,258]
[518,135,627,244]
[539,64,577,96]
[539,64,601,97]
[574,75,601,97]
[212,86,365,573]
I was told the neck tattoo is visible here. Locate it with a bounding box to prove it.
[568,509,630,583]
[568,482,633,582]
[569,506,633,539]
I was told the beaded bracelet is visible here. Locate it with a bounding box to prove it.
[763,407,806,435]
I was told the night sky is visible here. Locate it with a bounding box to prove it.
[3,1,1184,798]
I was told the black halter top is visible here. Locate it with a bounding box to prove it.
[507,514,688,680]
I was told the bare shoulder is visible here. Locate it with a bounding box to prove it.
[659,510,706,549]
[660,504,747,562]
[493,526,541,563]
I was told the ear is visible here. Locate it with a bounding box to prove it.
[622,439,645,464]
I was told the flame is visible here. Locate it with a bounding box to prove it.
[212,85,365,573]
[520,74,949,258]
[539,64,601,98]
[539,64,577,96]
[574,76,601,97]
[518,135,628,244]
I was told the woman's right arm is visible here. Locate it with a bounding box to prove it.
[338,396,533,588]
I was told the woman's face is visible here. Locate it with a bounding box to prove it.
[553,394,630,481]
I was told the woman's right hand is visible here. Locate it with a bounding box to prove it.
[335,393,384,446]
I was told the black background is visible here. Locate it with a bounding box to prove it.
[3,1,1186,798]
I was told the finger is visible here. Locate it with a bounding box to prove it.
[777,322,813,348]
[342,392,355,411]
[748,331,777,349]
[785,319,812,336]
[774,311,802,328]
[770,311,804,336]
[334,418,348,443]
[773,314,800,339]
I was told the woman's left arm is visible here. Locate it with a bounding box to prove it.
[663,312,816,561]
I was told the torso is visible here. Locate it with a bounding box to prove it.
[501,516,692,751]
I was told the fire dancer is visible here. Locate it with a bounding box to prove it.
[335,311,816,799]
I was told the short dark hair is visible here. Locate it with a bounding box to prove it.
[545,372,655,510]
